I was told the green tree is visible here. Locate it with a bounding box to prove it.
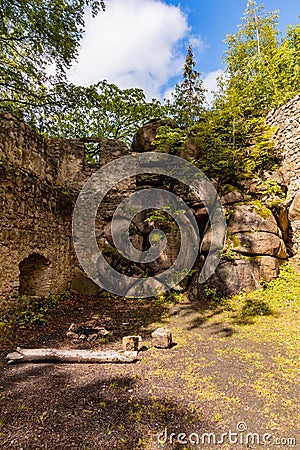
[26,80,164,158]
[201,0,299,181]
[220,1,299,116]
[166,45,206,127]
[269,23,300,107]
[221,0,280,116]
[0,1,165,155]
[0,0,105,114]
[157,2,295,182]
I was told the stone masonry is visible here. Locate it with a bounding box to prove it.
[0,115,135,302]
[0,113,84,301]
[0,95,299,302]
[267,95,300,257]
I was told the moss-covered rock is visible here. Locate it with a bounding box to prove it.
[227,204,279,234]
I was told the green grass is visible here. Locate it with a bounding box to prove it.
[229,262,300,337]
[0,291,66,335]
[205,262,300,336]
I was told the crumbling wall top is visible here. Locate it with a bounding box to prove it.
[0,113,85,188]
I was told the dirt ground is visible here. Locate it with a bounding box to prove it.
[0,293,299,450]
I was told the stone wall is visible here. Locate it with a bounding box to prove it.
[267,94,300,200]
[0,113,82,301]
[267,95,300,258]
[0,162,76,299]
[0,115,135,302]
[0,95,299,302]
[0,113,85,188]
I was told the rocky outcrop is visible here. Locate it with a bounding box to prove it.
[267,95,300,259]
[205,198,287,296]
[227,232,287,259]
[131,119,177,152]
[208,256,280,296]
[204,94,300,295]
[227,204,279,234]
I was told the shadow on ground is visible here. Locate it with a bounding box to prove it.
[0,294,172,353]
[0,363,214,449]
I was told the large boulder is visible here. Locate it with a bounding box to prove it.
[143,231,180,274]
[227,204,279,235]
[276,204,289,241]
[132,119,177,153]
[208,256,280,296]
[177,136,199,160]
[227,232,287,259]
[221,190,244,205]
[200,201,288,295]
[237,178,262,194]
[289,192,300,221]
[70,269,102,296]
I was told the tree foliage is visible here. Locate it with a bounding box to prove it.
[219,0,299,115]
[25,80,164,147]
[209,1,299,180]
[166,45,206,128]
[0,1,165,156]
[0,1,299,175]
[0,0,105,113]
[157,1,299,183]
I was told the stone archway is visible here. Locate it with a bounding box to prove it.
[19,253,52,296]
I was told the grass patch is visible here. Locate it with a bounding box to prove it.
[236,298,273,324]
[204,263,300,333]
[0,291,68,336]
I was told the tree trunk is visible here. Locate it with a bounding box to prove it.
[6,347,138,364]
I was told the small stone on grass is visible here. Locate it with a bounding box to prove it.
[122,336,142,352]
[151,328,172,349]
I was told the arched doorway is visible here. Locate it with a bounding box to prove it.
[19,253,52,296]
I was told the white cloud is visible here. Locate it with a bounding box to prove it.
[162,86,174,102]
[68,0,197,99]
[188,35,205,54]
[203,69,223,104]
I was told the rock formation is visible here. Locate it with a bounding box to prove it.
[0,94,299,302]
[267,94,300,258]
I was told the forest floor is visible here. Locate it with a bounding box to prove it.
[0,279,299,450]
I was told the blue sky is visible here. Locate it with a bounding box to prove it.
[68,0,299,101]
[179,0,299,72]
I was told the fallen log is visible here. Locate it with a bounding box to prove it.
[6,347,138,364]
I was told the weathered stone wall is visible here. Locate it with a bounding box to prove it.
[0,113,85,188]
[1,95,299,302]
[0,161,75,299]
[267,94,300,200]
[0,113,83,300]
[267,95,300,258]
[0,116,136,301]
